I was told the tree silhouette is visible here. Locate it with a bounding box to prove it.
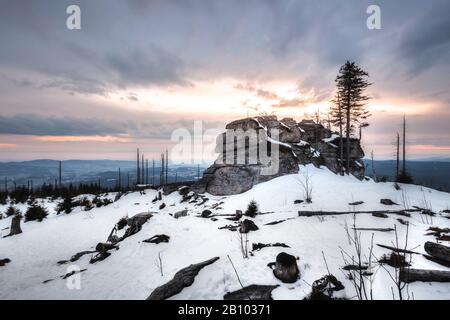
[334,61,371,173]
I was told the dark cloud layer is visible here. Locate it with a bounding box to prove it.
[0,0,449,97]
[0,114,127,136]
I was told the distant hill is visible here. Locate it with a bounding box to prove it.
[0,160,205,190]
[364,160,450,192]
[1,159,449,193]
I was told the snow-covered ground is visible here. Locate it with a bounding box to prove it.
[1,165,449,300]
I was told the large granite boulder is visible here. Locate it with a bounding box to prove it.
[191,116,366,195]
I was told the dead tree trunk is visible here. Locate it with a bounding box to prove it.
[400,268,450,283]
[3,215,22,238]
[273,252,299,283]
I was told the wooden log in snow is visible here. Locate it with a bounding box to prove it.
[353,227,394,232]
[147,257,220,300]
[376,244,420,255]
[423,254,450,268]
[298,209,418,217]
[424,241,450,264]
[400,268,450,283]
[224,285,279,300]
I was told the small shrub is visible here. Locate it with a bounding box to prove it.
[245,200,259,217]
[25,202,49,222]
[56,195,74,214]
[102,198,113,206]
[81,198,94,211]
[27,196,36,205]
[396,171,413,184]
[93,196,112,208]
[4,205,20,217]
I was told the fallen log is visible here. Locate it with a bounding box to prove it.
[423,254,450,268]
[353,227,394,232]
[224,285,279,300]
[218,224,239,231]
[143,234,170,244]
[372,212,388,218]
[265,219,286,226]
[61,268,87,279]
[376,244,420,255]
[252,242,290,251]
[380,199,398,206]
[265,218,295,226]
[95,242,118,253]
[400,268,450,283]
[424,241,450,264]
[70,250,97,262]
[0,258,11,267]
[298,209,418,217]
[342,264,368,271]
[147,257,220,300]
[89,251,111,264]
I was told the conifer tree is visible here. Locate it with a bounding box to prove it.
[25,200,48,222]
[334,61,371,173]
[245,200,259,218]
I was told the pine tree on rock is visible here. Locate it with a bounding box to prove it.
[245,200,259,218]
[334,61,371,173]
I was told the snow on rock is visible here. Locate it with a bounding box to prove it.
[1,165,450,300]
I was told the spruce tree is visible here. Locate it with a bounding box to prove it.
[57,194,74,214]
[25,201,48,222]
[4,205,20,217]
[334,61,371,173]
[245,200,259,217]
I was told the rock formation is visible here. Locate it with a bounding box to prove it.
[190,115,365,196]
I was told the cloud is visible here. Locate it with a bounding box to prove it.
[0,143,18,149]
[395,0,450,74]
[272,97,308,108]
[0,113,227,142]
[0,114,127,136]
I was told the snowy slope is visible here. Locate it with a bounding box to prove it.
[1,165,450,300]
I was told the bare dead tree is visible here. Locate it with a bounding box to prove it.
[339,214,376,300]
[299,168,313,203]
[237,232,249,259]
[374,224,415,300]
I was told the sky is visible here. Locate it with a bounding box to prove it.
[0,0,450,163]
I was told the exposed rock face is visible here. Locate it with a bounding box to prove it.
[191,116,365,196]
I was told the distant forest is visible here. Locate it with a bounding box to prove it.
[364,160,450,192]
[0,159,449,193]
[0,160,206,191]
